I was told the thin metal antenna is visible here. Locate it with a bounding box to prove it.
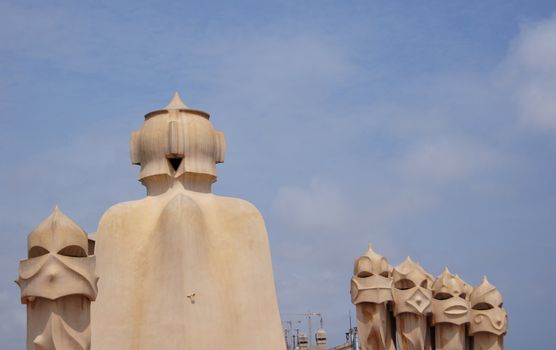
[308,312,312,347]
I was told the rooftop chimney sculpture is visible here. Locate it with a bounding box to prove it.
[391,257,433,350]
[469,277,507,350]
[16,207,98,350]
[431,268,470,350]
[15,92,509,350]
[350,245,396,350]
[350,246,508,350]
[17,93,286,350]
[315,328,327,350]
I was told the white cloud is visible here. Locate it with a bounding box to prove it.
[504,14,556,131]
[2,2,556,347]
[392,137,498,184]
[200,32,355,117]
[272,179,352,233]
[271,136,498,240]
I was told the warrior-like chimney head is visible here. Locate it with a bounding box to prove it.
[392,256,433,316]
[431,268,470,326]
[469,277,508,336]
[130,92,226,183]
[350,245,393,304]
[16,207,97,303]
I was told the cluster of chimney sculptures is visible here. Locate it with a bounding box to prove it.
[15,93,507,350]
[351,246,507,350]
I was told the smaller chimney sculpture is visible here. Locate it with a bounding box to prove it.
[315,328,327,350]
[391,257,433,350]
[298,332,309,350]
[431,268,470,350]
[468,277,507,350]
[350,245,396,350]
[350,245,507,350]
[16,207,98,350]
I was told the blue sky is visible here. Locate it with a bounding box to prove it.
[1,0,556,348]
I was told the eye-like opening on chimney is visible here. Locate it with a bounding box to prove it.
[168,157,183,171]
[58,245,87,257]
[434,292,453,300]
[28,246,49,258]
[472,302,494,310]
[394,279,416,290]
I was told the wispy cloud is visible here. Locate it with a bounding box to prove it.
[393,137,498,184]
[1,1,556,348]
[503,13,556,132]
[273,179,352,233]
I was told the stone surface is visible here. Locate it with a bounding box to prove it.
[469,277,507,350]
[392,257,433,350]
[91,93,285,349]
[351,245,395,350]
[350,245,508,350]
[16,207,97,350]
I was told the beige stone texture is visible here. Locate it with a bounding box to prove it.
[431,268,470,350]
[392,257,433,350]
[471,333,503,350]
[91,93,285,350]
[16,207,98,350]
[468,277,507,350]
[351,245,395,350]
[431,268,470,326]
[349,244,507,350]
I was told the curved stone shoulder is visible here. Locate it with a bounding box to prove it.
[96,197,151,229]
[96,194,267,233]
